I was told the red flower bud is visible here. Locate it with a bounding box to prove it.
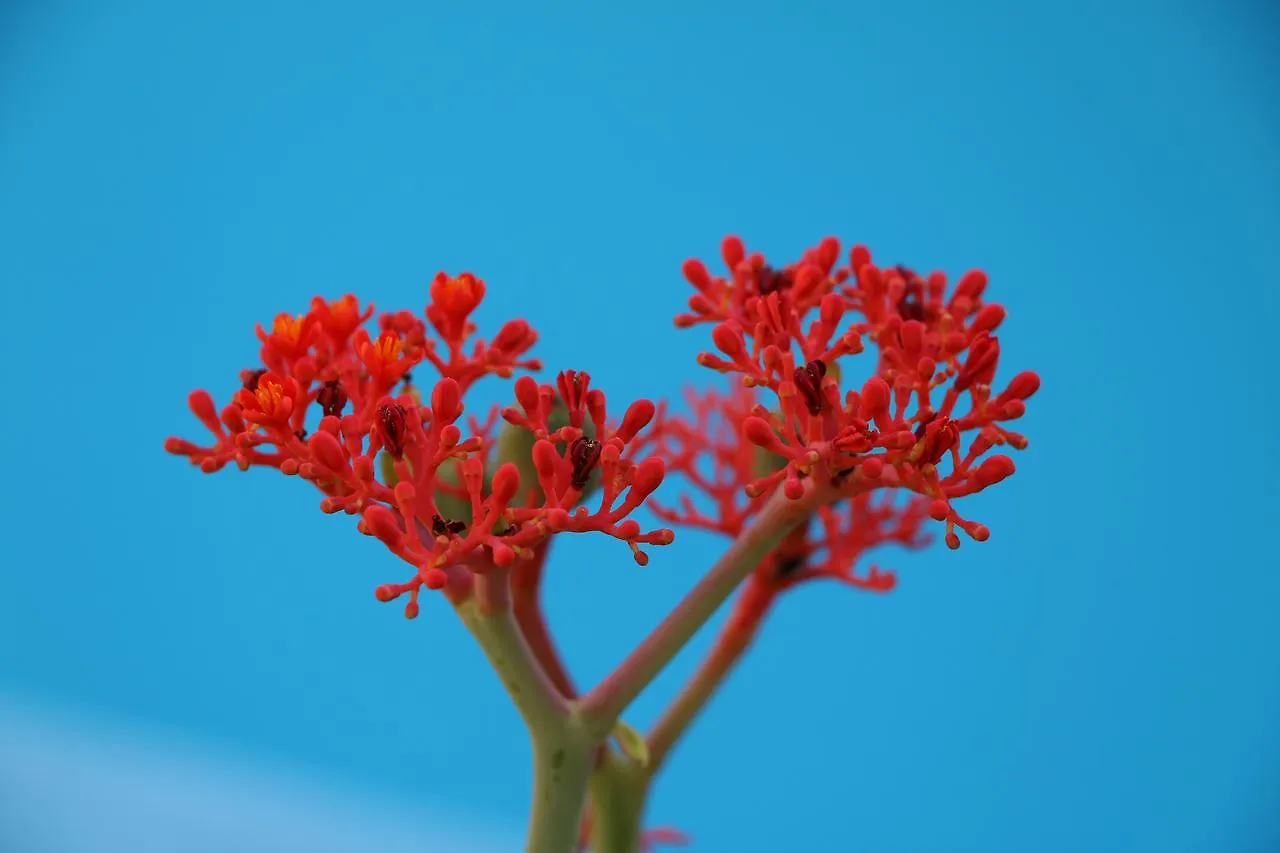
[974,454,1016,488]
[1001,370,1041,401]
[858,377,891,421]
[971,303,1006,333]
[431,377,462,424]
[630,457,666,499]
[617,399,656,442]
[309,430,348,473]
[682,258,712,290]
[712,323,746,359]
[363,505,404,548]
[491,463,521,505]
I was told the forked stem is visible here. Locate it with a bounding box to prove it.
[578,483,819,736]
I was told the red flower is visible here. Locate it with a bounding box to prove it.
[233,372,299,427]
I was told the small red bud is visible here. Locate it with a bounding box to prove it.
[630,457,666,499]
[1003,370,1041,401]
[721,235,745,269]
[744,417,783,451]
[1002,400,1027,419]
[515,375,541,419]
[491,463,521,505]
[820,293,844,329]
[784,476,804,500]
[366,508,404,550]
[682,258,712,290]
[220,404,246,433]
[423,568,448,590]
[954,270,988,301]
[711,323,746,358]
[928,499,950,521]
[308,431,348,473]
[187,390,221,433]
[431,378,462,424]
[394,481,416,504]
[616,400,656,442]
[492,319,531,351]
[533,439,561,480]
[859,377,890,421]
[974,454,1016,488]
[971,303,1007,333]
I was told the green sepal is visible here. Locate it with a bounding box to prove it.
[496,398,601,505]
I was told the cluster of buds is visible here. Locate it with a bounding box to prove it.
[674,235,1040,550]
[166,273,673,618]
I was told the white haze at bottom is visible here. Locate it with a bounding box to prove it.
[0,692,519,853]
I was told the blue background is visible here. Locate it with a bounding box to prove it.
[2,1,1278,851]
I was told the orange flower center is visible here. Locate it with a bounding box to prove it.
[272,313,306,344]
[255,380,285,413]
[373,332,403,364]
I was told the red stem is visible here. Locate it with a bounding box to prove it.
[511,540,578,698]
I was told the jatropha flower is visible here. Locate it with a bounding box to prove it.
[676,235,1040,550]
[166,273,674,619]
[164,236,1039,853]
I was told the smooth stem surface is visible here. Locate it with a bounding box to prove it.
[646,621,757,774]
[588,750,649,853]
[457,570,593,852]
[579,484,816,735]
[460,573,569,730]
[528,718,596,853]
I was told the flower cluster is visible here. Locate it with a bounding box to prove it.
[166,273,673,617]
[675,235,1040,550]
[639,383,932,621]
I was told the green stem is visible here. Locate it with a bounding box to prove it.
[456,569,594,852]
[578,484,818,736]
[527,718,596,853]
[589,750,649,853]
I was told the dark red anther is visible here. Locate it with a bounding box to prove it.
[568,436,602,490]
[914,414,959,465]
[894,266,932,323]
[431,514,467,536]
[792,359,828,416]
[241,368,267,391]
[316,379,348,417]
[376,402,408,457]
[756,265,793,296]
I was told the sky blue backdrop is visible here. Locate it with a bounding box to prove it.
[2,1,1278,851]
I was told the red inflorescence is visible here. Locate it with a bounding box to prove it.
[673,235,1040,551]
[166,274,673,617]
